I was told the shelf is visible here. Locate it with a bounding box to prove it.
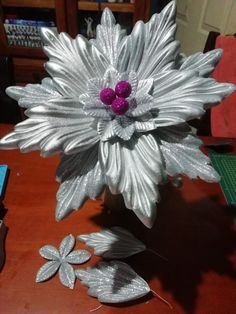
[13,57,47,83]
[78,1,134,13]
[78,1,98,11]
[100,3,134,13]
[1,0,55,9]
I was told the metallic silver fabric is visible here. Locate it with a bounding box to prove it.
[75,260,150,303]
[78,226,146,258]
[36,234,91,289]
[0,1,235,228]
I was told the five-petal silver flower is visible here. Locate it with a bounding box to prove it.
[36,234,91,289]
[0,1,235,228]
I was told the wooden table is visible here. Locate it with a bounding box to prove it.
[0,124,236,314]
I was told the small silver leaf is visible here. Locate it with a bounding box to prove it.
[66,250,91,264]
[75,260,150,303]
[36,261,60,283]
[78,226,146,259]
[59,234,75,258]
[59,262,75,289]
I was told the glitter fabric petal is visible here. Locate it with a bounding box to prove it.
[66,250,91,264]
[177,49,223,76]
[36,261,60,283]
[152,70,235,126]
[39,245,60,260]
[75,261,150,303]
[59,234,75,258]
[41,28,109,97]
[156,124,220,181]
[99,134,165,228]
[59,262,76,289]
[78,226,146,259]
[6,78,60,109]
[118,1,179,77]
[56,146,105,220]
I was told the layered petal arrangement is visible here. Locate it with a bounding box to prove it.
[0,1,235,228]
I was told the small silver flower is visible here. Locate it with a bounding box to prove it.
[36,234,91,289]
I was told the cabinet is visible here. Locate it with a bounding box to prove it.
[0,0,150,84]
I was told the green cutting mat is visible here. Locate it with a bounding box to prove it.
[210,153,236,206]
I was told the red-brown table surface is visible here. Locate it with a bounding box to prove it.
[0,124,236,314]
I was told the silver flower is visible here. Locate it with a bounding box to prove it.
[0,1,235,228]
[75,260,150,303]
[36,234,91,289]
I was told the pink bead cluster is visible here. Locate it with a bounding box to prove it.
[99,81,132,115]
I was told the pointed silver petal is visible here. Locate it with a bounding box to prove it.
[78,226,146,259]
[118,1,179,78]
[39,245,60,260]
[178,49,223,76]
[56,147,105,220]
[66,250,91,264]
[156,124,220,181]
[59,234,75,258]
[36,261,60,283]
[112,119,135,141]
[0,104,99,155]
[6,78,60,108]
[59,262,75,289]
[152,70,236,126]
[76,260,150,303]
[99,134,165,228]
[40,28,108,97]
[91,8,126,67]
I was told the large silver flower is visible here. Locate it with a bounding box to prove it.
[0,1,235,228]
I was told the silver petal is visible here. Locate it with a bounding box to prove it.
[59,234,75,258]
[99,134,165,228]
[75,260,150,303]
[66,250,91,264]
[112,119,135,141]
[59,262,75,289]
[178,49,223,76]
[39,245,60,260]
[83,101,111,118]
[156,124,220,181]
[36,260,60,283]
[56,146,105,220]
[90,8,126,67]
[152,70,236,126]
[0,105,99,156]
[136,78,154,97]
[135,120,156,132]
[118,1,179,77]
[41,28,108,97]
[6,78,60,108]
[129,94,154,117]
[78,226,146,259]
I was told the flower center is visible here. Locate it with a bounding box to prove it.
[99,80,132,115]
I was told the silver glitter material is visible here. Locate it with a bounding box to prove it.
[75,260,150,303]
[0,1,235,228]
[78,226,146,259]
[36,234,91,289]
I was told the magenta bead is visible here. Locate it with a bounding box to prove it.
[111,97,129,115]
[115,81,132,98]
[100,88,116,105]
